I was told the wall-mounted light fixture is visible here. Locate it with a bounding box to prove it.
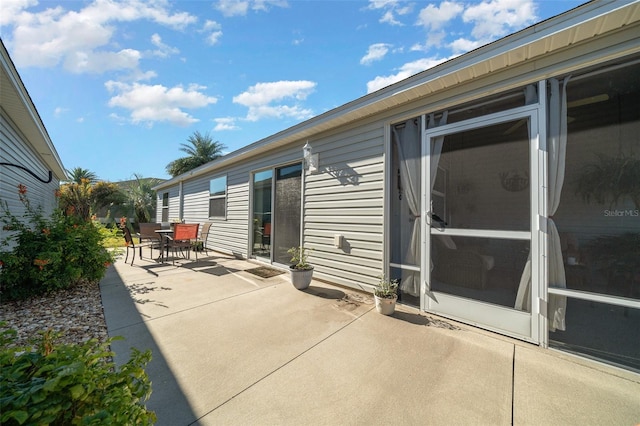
[303,141,318,173]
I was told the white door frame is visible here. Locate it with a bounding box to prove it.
[420,103,543,343]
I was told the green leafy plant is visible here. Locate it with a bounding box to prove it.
[0,324,155,425]
[0,184,116,301]
[374,274,399,299]
[287,246,313,270]
[575,153,640,209]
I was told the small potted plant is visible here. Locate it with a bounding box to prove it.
[374,274,399,315]
[169,218,183,230]
[287,246,313,290]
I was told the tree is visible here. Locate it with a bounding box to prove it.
[58,179,124,222]
[67,167,98,184]
[126,174,162,224]
[166,131,226,177]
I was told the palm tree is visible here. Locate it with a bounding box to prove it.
[67,167,98,184]
[166,131,226,177]
[126,174,162,224]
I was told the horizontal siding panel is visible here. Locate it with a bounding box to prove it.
[310,247,383,265]
[305,206,384,217]
[306,215,383,225]
[307,197,383,209]
[310,252,381,274]
[306,235,383,251]
[306,229,383,243]
[305,180,383,197]
[1,115,61,249]
[309,189,383,203]
[299,121,386,291]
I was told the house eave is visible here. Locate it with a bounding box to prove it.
[1,40,67,182]
[154,0,640,191]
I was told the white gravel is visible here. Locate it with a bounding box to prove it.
[0,280,108,348]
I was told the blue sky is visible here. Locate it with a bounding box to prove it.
[1,0,584,182]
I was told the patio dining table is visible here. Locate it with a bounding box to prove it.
[154,229,173,262]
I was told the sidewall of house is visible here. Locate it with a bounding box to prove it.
[1,112,60,248]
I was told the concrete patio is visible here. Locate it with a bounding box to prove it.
[100,252,640,425]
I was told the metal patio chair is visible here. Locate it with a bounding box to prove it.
[165,223,200,265]
[121,225,154,265]
[137,223,162,259]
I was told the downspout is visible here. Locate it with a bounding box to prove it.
[179,180,184,221]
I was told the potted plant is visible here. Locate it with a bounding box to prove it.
[169,217,183,230]
[374,275,399,315]
[287,246,313,290]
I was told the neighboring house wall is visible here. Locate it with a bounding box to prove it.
[1,112,60,218]
[1,40,66,247]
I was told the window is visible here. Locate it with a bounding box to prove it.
[161,193,169,222]
[549,58,640,370]
[209,176,227,218]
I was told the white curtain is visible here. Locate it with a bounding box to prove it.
[393,113,448,296]
[429,112,448,186]
[515,78,569,332]
[393,120,421,296]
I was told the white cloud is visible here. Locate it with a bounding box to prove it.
[368,0,412,26]
[253,0,289,12]
[213,117,240,131]
[449,37,482,54]
[65,49,142,74]
[215,0,249,17]
[366,57,452,93]
[463,0,537,40]
[4,0,196,73]
[203,20,223,45]
[53,106,66,117]
[105,81,218,126]
[360,43,392,65]
[0,0,38,26]
[150,33,179,58]
[214,0,288,17]
[416,1,464,31]
[233,80,316,121]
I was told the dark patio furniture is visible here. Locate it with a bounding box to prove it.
[165,223,200,265]
[137,223,162,259]
[121,225,154,265]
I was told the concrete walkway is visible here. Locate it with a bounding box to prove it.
[100,253,640,425]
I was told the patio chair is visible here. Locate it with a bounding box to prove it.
[121,225,154,265]
[165,223,200,265]
[137,223,161,259]
[261,222,271,249]
[197,222,213,255]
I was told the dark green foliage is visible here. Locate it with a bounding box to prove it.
[0,185,116,301]
[0,325,156,425]
[575,153,640,209]
[166,131,226,177]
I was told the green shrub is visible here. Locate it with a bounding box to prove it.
[0,325,156,425]
[0,184,116,301]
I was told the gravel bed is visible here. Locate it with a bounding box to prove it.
[0,281,108,348]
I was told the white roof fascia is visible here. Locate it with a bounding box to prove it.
[154,0,640,191]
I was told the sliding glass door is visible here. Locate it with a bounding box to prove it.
[251,163,302,264]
